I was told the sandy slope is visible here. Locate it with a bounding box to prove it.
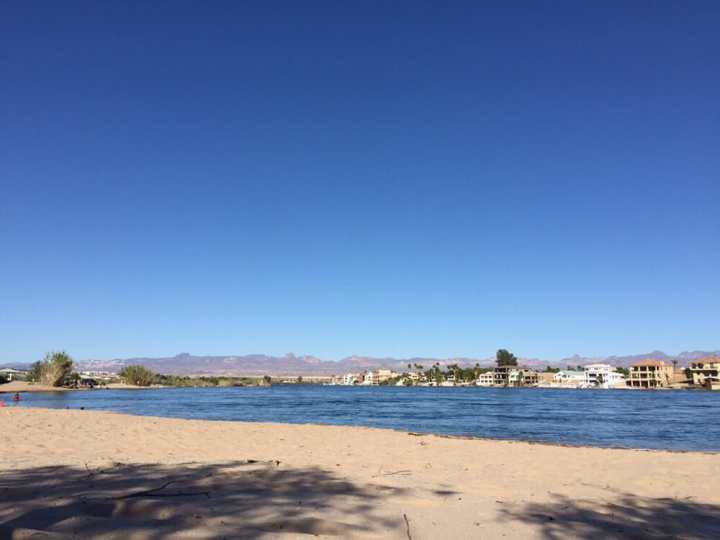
[1,408,719,539]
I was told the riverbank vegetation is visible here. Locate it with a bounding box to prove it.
[27,352,75,387]
[118,364,272,388]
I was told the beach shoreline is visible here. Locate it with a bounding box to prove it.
[0,381,71,394]
[2,407,719,539]
[8,402,720,455]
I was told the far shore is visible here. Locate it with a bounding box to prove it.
[0,380,71,393]
[2,408,719,539]
[0,381,160,393]
[2,379,702,395]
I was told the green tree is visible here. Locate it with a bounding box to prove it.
[118,365,156,387]
[27,361,44,383]
[32,351,75,387]
[496,349,518,367]
[66,372,81,388]
[447,363,461,382]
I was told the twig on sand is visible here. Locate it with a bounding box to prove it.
[372,470,412,478]
[113,480,177,499]
[112,480,210,500]
[403,513,412,540]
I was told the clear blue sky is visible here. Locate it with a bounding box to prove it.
[2,2,718,363]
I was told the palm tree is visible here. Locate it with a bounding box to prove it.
[432,362,444,384]
[447,363,461,383]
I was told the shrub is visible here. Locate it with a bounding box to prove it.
[118,365,156,387]
[28,352,75,387]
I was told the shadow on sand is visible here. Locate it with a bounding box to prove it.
[0,460,408,539]
[499,492,720,539]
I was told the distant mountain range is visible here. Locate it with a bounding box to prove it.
[4,350,718,376]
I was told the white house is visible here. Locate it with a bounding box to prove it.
[475,372,495,386]
[376,369,397,383]
[584,364,626,388]
[361,371,378,386]
[553,370,585,386]
[0,368,26,381]
[342,373,358,385]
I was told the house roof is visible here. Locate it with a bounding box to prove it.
[694,356,720,364]
[631,359,668,367]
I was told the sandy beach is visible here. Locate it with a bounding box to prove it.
[1,408,719,539]
[0,382,153,394]
[0,381,70,394]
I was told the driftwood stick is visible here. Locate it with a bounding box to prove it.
[382,470,412,476]
[128,491,211,498]
[372,470,412,478]
[113,480,178,499]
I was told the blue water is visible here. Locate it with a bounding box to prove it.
[13,386,720,452]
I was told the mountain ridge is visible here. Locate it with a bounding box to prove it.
[4,350,719,376]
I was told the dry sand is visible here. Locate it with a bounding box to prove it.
[1,407,719,539]
[0,382,148,394]
[0,381,69,394]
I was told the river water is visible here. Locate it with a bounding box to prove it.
[14,385,720,451]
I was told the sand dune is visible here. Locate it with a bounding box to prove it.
[1,408,719,539]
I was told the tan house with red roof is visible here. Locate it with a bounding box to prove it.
[627,359,674,388]
[687,357,720,390]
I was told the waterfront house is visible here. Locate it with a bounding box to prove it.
[376,369,396,383]
[476,372,495,387]
[360,371,378,385]
[342,373,359,385]
[513,369,539,386]
[494,366,539,387]
[553,370,585,386]
[627,359,674,388]
[687,357,720,390]
[584,364,626,388]
[493,366,512,386]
